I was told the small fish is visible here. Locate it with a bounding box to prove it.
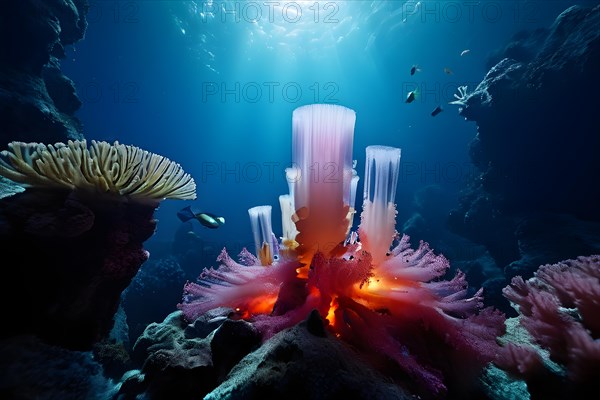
[444,67,453,75]
[177,206,225,229]
[431,105,443,117]
[405,89,418,103]
[460,49,471,56]
[410,64,421,75]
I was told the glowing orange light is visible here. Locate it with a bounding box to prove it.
[308,286,320,297]
[325,299,338,326]
[295,265,310,279]
[294,204,352,266]
[246,295,278,315]
[357,274,419,296]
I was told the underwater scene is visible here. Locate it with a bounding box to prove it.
[1,1,599,399]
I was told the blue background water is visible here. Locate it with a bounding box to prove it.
[61,0,592,261]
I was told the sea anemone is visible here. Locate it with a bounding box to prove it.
[0,140,196,201]
[179,104,504,397]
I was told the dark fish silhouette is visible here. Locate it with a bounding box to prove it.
[410,64,421,75]
[431,106,443,117]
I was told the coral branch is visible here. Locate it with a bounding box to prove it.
[449,85,469,105]
[0,140,196,200]
[500,255,600,386]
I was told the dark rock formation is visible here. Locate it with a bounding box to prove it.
[504,213,600,279]
[0,335,111,399]
[485,28,549,71]
[122,256,187,344]
[0,0,88,144]
[205,311,413,400]
[211,319,262,383]
[140,321,215,400]
[448,5,600,286]
[0,188,157,350]
[122,310,412,400]
[93,338,133,381]
[131,311,193,366]
[122,310,260,400]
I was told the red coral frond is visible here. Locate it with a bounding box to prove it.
[495,343,544,377]
[566,324,600,382]
[177,248,299,322]
[379,235,449,283]
[455,307,506,360]
[334,296,447,397]
[437,286,484,319]
[576,255,600,279]
[535,262,576,306]
[521,290,574,363]
[309,250,373,296]
[502,276,533,316]
[501,255,600,384]
[561,270,600,337]
[237,247,260,266]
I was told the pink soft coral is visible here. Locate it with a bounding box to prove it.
[178,104,505,398]
[499,255,600,388]
[179,236,504,397]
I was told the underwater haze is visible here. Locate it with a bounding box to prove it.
[2,1,600,399]
[61,0,586,251]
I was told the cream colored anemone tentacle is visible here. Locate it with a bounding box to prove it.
[0,140,197,201]
[0,143,52,187]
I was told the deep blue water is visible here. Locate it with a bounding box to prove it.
[60,0,593,259]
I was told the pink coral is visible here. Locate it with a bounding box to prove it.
[180,248,298,320]
[500,255,600,383]
[179,235,505,397]
[178,104,505,398]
